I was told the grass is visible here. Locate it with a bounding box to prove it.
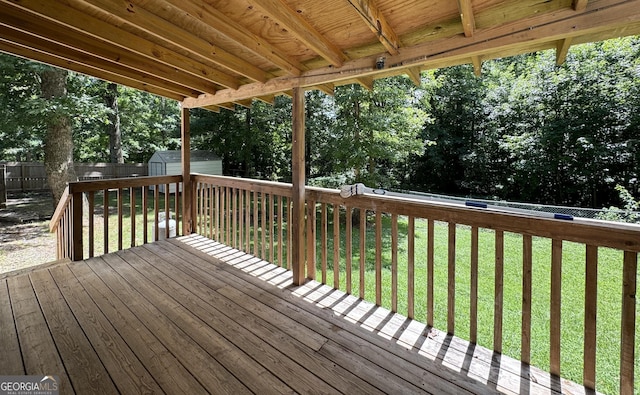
[80,193,637,394]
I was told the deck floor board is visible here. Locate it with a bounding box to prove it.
[0,235,597,394]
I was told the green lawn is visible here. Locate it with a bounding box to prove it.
[81,193,637,394]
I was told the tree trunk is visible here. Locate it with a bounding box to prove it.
[41,67,76,206]
[105,82,123,163]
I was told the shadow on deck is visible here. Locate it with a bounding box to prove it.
[0,234,595,394]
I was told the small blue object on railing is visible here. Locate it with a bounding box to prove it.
[465,201,487,208]
[553,213,574,221]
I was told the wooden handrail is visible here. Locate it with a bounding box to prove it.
[68,174,182,193]
[49,185,70,232]
[305,186,640,252]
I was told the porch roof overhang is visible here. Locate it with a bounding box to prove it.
[1,0,640,110]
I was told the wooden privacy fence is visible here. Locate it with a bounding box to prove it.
[1,162,148,192]
[192,174,639,395]
[0,164,6,208]
[50,175,183,261]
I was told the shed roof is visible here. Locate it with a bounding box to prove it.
[1,0,639,109]
[150,150,221,163]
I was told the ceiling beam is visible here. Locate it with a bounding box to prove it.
[573,0,589,11]
[81,0,263,85]
[1,0,230,91]
[183,0,640,108]
[0,3,217,94]
[161,0,303,76]
[356,76,375,91]
[556,37,573,65]
[458,0,476,37]
[0,40,185,101]
[347,0,400,55]
[471,56,482,76]
[251,0,346,67]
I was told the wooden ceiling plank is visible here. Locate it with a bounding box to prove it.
[458,0,476,37]
[347,0,400,55]
[161,0,303,76]
[556,37,573,65]
[183,0,640,108]
[0,2,218,94]
[405,67,422,86]
[573,0,589,11]
[471,56,482,76]
[251,0,346,67]
[81,0,263,84]
[0,37,187,100]
[2,0,229,91]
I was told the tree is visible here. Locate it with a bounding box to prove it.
[104,82,123,163]
[40,66,76,204]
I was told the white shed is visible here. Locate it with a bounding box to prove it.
[149,150,222,193]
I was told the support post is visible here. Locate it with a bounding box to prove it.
[71,189,83,261]
[292,87,306,285]
[181,106,192,235]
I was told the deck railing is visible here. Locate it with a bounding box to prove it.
[50,175,183,260]
[52,174,638,393]
[192,175,638,395]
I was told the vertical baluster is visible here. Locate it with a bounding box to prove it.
[447,222,456,334]
[333,205,340,289]
[427,219,435,327]
[269,193,274,263]
[306,199,316,279]
[209,184,214,240]
[88,191,94,258]
[174,182,180,236]
[494,230,504,353]
[408,216,415,319]
[142,186,148,244]
[130,187,136,248]
[226,186,232,245]
[287,198,292,270]
[233,188,238,248]
[164,184,170,239]
[277,195,283,266]
[253,191,259,256]
[154,185,159,241]
[470,226,479,343]
[583,245,597,389]
[238,188,243,249]
[104,189,109,253]
[321,203,328,284]
[359,209,366,299]
[391,214,398,312]
[522,234,532,364]
[550,239,563,377]
[117,188,123,251]
[216,186,221,241]
[345,206,352,295]
[375,210,382,306]
[261,192,266,259]
[246,189,251,252]
[198,182,204,234]
[620,251,637,395]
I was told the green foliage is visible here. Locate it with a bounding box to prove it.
[597,184,640,223]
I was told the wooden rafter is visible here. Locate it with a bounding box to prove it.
[556,37,573,65]
[405,67,422,86]
[347,0,400,55]
[573,0,589,11]
[356,76,375,91]
[251,0,346,67]
[82,0,264,84]
[0,0,226,91]
[458,0,476,37]
[0,39,185,101]
[184,0,640,108]
[161,0,303,77]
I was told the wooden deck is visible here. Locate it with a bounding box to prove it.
[1,235,595,394]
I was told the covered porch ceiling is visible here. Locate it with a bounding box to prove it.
[1,0,640,111]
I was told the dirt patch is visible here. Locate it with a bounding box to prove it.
[0,192,57,274]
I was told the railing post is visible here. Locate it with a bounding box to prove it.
[620,251,637,395]
[181,106,192,234]
[70,189,83,261]
[291,86,306,285]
